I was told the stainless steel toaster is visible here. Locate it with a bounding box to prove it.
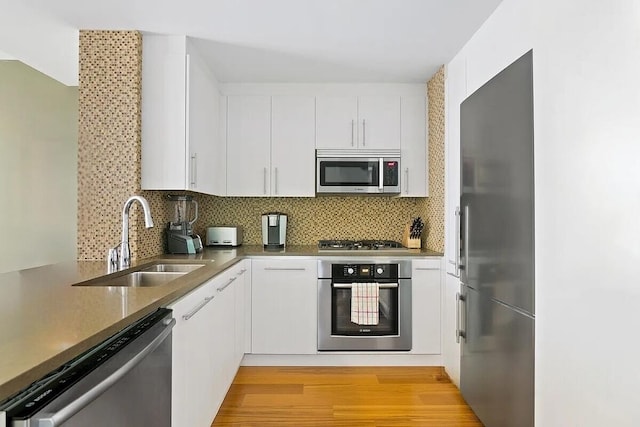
[206,226,243,247]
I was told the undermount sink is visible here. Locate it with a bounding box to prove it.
[73,263,207,287]
[142,263,206,273]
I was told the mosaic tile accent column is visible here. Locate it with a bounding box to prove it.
[424,66,446,252]
[78,31,166,261]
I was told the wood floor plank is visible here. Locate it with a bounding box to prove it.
[211,366,482,427]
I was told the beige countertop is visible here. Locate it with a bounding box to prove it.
[0,245,442,402]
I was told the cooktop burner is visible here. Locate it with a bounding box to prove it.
[318,239,406,251]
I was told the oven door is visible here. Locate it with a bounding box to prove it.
[318,278,412,351]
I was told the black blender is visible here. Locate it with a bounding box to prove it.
[166,195,203,254]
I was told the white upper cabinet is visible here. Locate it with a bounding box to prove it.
[141,35,221,195]
[315,96,358,149]
[316,95,400,150]
[400,95,428,197]
[226,95,272,196]
[271,96,316,197]
[357,95,401,149]
[226,95,316,197]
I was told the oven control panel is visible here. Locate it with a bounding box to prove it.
[332,263,398,280]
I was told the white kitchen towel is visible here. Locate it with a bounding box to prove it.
[351,282,379,325]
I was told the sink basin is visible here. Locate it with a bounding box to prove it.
[142,263,206,273]
[73,263,206,287]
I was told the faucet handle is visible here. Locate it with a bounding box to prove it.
[107,245,120,273]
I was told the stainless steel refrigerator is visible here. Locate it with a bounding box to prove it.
[459,50,535,427]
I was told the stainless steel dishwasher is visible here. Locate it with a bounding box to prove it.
[0,308,174,427]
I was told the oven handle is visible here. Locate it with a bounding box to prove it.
[35,318,175,427]
[333,283,398,289]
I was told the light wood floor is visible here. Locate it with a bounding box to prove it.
[212,366,482,426]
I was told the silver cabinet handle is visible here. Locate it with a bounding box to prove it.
[362,119,366,146]
[405,167,409,194]
[274,167,279,195]
[36,318,176,427]
[351,119,355,146]
[237,268,247,276]
[456,292,466,343]
[414,267,438,271]
[378,157,384,191]
[182,296,214,321]
[263,267,306,271]
[263,167,267,195]
[454,206,461,277]
[217,276,237,292]
[190,153,197,187]
[333,283,398,289]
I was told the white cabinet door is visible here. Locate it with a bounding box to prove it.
[444,54,467,276]
[271,96,316,197]
[226,95,271,196]
[251,259,317,354]
[315,96,358,149]
[443,273,461,386]
[231,260,250,364]
[168,278,218,427]
[141,35,222,195]
[186,49,219,195]
[210,270,237,408]
[400,95,428,197]
[357,95,401,149]
[411,259,442,354]
[141,35,188,190]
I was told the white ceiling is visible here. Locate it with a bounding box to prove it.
[22,0,503,83]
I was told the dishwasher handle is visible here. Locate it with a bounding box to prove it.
[36,318,176,427]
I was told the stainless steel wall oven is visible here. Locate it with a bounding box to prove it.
[318,260,412,351]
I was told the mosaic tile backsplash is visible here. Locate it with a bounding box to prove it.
[190,195,426,245]
[77,31,445,257]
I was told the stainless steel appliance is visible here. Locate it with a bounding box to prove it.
[318,260,412,351]
[317,239,406,252]
[316,149,401,194]
[261,212,287,248]
[458,50,535,427]
[206,226,243,247]
[167,194,203,254]
[0,308,174,427]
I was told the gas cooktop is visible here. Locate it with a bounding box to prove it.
[318,239,407,251]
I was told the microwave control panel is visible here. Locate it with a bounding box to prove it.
[383,161,399,186]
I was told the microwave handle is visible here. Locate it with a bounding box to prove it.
[379,158,384,191]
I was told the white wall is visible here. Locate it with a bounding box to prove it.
[447,0,640,425]
[533,0,640,425]
[0,61,78,273]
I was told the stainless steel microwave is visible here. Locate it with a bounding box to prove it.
[316,150,401,195]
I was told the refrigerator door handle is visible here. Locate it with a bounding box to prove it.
[456,291,466,343]
[461,204,470,274]
[454,206,461,277]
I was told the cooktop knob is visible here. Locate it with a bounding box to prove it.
[376,267,384,275]
[347,267,355,275]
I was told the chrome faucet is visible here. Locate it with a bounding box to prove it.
[107,195,154,272]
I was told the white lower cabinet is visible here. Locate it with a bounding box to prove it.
[168,264,244,427]
[251,259,317,354]
[410,259,442,354]
[442,273,462,386]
